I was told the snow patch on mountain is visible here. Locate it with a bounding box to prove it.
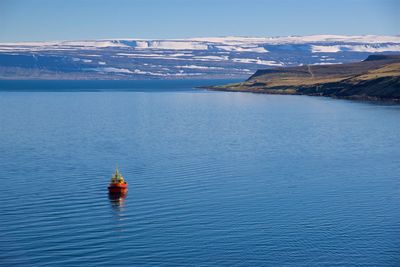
[311,45,342,53]
[72,58,93,63]
[177,65,224,70]
[61,41,126,48]
[312,44,400,53]
[232,58,283,66]
[93,67,133,74]
[215,45,268,53]
[191,35,400,44]
[135,41,208,50]
[312,62,341,65]
[193,55,229,61]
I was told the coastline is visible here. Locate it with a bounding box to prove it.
[199,85,400,104]
[200,55,400,104]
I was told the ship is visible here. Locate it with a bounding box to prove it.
[108,167,128,194]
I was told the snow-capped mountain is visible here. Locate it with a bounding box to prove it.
[1,35,400,79]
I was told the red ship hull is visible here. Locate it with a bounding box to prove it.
[108,183,128,194]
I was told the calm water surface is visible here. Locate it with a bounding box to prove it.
[0,80,399,266]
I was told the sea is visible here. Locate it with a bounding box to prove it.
[0,80,399,266]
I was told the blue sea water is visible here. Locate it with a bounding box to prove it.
[0,80,399,266]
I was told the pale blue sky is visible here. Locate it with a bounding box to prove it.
[0,0,399,42]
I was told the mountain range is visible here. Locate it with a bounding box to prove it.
[1,35,400,79]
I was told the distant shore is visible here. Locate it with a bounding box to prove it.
[200,85,400,104]
[202,55,400,103]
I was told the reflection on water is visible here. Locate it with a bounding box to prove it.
[108,193,127,213]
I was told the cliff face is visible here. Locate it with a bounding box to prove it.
[208,55,400,101]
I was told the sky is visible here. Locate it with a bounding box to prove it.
[0,0,399,42]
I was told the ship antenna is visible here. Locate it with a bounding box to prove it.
[115,164,119,176]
